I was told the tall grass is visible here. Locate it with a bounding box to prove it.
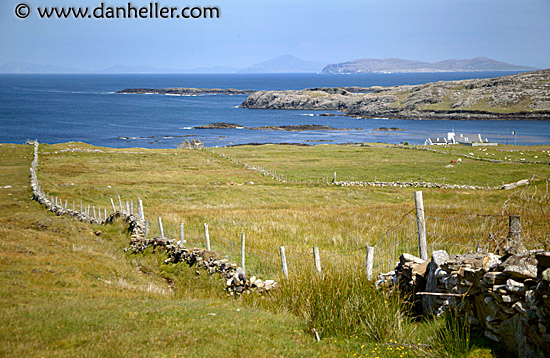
[245,263,414,343]
[503,177,550,249]
[431,311,472,358]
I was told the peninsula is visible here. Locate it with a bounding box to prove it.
[240,69,550,120]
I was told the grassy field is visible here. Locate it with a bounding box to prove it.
[2,141,549,357]
[210,144,550,186]
[0,144,347,357]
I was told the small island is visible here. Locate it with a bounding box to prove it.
[374,127,404,131]
[194,122,359,131]
[116,87,254,95]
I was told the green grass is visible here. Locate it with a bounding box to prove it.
[212,144,550,186]
[0,144,346,357]
[5,141,548,357]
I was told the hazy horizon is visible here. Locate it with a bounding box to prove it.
[1,0,549,71]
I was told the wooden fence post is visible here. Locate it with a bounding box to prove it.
[414,191,428,260]
[280,246,288,279]
[366,246,374,280]
[508,215,521,242]
[138,198,144,220]
[130,201,134,215]
[241,232,246,273]
[204,223,211,250]
[506,215,525,252]
[93,206,97,220]
[126,201,130,214]
[110,198,116,213]
[313,246,322,274]
[118,195,123,212]
[104,208,107,220]
[158,217,165,239]
[179,223,185,245]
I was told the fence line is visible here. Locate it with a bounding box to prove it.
[200,146,534,191]
[30,140,541,286]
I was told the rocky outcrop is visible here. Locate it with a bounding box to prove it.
[177,139,204,149]
[377,250,550,357]
[194,122,358,131]
[240,69,550,120]
[194,122,244,129]
[373,127,403,131]
[249,124,357,131]
[117,87,253,95]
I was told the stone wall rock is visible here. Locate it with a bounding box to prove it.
[377,249,550,358]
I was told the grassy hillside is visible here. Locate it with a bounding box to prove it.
[2,142,549,357]
[0,144,346,357]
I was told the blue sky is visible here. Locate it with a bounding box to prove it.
[1,0,549,70]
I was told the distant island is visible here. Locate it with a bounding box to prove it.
[116,88,253,95]
[1,56,537,74]
[322,57,537,74]
[240,69,550,120]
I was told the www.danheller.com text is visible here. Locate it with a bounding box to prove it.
[15,2,220,20]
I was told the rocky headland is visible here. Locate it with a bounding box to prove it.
[240,69,550,120]
[117,87,254,95]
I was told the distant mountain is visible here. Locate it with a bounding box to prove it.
[239,55,325,73]
[321,57,538,74]
[0,62,90,74]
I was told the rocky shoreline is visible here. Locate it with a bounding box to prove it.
[240,69,550,120]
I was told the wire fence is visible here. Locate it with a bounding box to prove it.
[35,185,546,281]
[36,144,550,282]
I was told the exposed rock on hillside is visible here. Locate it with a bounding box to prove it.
[240,69,550,120]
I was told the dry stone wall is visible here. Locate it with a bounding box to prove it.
[377,249,550,357]
[29,140,276,296]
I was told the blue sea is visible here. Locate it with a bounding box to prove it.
[1,72,549,148]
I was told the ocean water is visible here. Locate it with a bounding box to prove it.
[1,72,549,148]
